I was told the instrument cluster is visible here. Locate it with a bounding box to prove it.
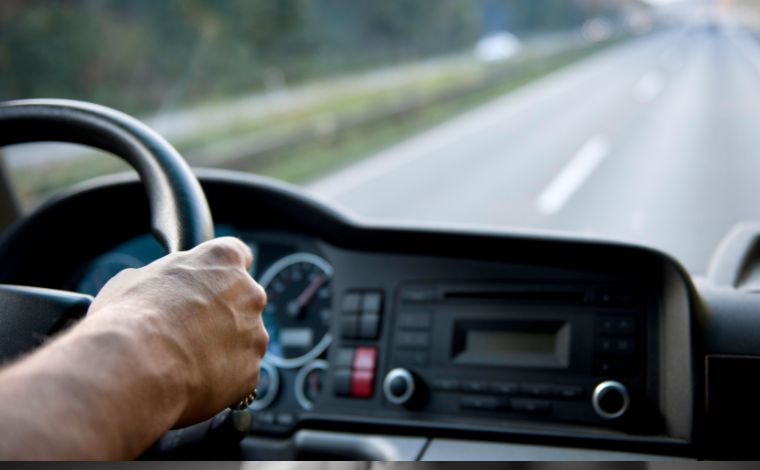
[73,227,334,428]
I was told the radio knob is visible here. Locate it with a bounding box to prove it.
[592,380,630,419]
[383,368,417,406]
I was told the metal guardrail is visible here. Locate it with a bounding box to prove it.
[187,31,614,172]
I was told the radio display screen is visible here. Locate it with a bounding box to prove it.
[452,320,570,369]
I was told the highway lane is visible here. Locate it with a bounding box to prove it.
[308,24,760,274]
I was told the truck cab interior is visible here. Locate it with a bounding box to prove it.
[2,0,760,462]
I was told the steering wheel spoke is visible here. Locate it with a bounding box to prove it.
[0,285,92,362]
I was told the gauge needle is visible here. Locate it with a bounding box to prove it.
[287,273,328,317]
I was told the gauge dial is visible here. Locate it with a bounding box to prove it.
[295,359,328,410]
[249,361,279,411]
[259,253,333,369]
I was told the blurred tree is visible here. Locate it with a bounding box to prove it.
[0,0,648,113]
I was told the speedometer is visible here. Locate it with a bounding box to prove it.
[258,253,333,369]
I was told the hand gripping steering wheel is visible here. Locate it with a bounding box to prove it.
[0,99,246,457]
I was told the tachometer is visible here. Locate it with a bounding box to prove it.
[258,253,333,369]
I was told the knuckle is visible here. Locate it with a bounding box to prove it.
[254,286,268,311]
[209,241,242,264]
[246,278,268,311]
[110,267,137,283]
[198,237,248,265]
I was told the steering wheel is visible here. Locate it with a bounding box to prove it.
[0,100,244,456]
[0,98,214,359]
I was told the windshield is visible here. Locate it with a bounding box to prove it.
[1,0,757,274]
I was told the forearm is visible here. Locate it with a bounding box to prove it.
[0,309,189,460]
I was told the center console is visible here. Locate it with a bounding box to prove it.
[325,278,663,436]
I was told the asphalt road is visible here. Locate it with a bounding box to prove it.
[308,24,760,274]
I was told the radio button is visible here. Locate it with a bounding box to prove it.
[334,348,355,369]
[521,383,553,397]
[395,350,429,366]
[341,292,362,312]
[351,370,375,398]
[396,331,430,349]
[460,396,500,411]
[598,337,635,356]
[462,381,490,394]
[275,413,296,427]
[432,378,460,391]
[353,347,377,372]
[359,312,381,339]
[254,412,275,426]
[553,385,584,400]
[340,313,359,339]
[595,358,635,377]
[597,316,636,335]
[490,382,519,396]
[401,287,439,303]
[362,291,383,313]
[397,311,433,329]
[512,398,552,415]
[333,369,352,397]
[614,338,635,355]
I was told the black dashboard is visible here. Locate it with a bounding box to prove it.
[2,168,759,460]
[71,225,681,447]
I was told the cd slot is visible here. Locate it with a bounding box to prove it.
[443,291,586,303]
[443,290,587,304]
[400,283,602,305]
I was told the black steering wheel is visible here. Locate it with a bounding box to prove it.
[0,100,250,456]
[0,99,214,360]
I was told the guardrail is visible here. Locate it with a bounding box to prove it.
[184,30,618,172]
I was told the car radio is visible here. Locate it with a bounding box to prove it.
[377,281,660,432]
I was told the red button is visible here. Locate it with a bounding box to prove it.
[351,370,374,398]
[353,346,377,372]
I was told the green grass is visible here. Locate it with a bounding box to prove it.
[254,42,613,184]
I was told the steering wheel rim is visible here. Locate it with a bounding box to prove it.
[0,99,214,252]
[0,98,214,359]
[0,100,251,456]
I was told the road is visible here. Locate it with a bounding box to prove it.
[308,22,760,274]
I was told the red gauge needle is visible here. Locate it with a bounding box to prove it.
[287,273,328,317]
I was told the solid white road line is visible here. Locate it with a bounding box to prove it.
[536,135,610,216]
[634,71,665,103]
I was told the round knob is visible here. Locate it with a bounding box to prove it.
[592,380,630,419]
[383,368,416,406]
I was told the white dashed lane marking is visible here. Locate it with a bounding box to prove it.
[536,135,610,216]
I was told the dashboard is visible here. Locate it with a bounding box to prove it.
[3,169,760,460]
[73,225,671,442]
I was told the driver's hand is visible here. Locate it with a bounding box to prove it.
[87,237,268,427]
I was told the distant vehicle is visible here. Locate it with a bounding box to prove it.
[581,17,614,43]
[473,31,522,62]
